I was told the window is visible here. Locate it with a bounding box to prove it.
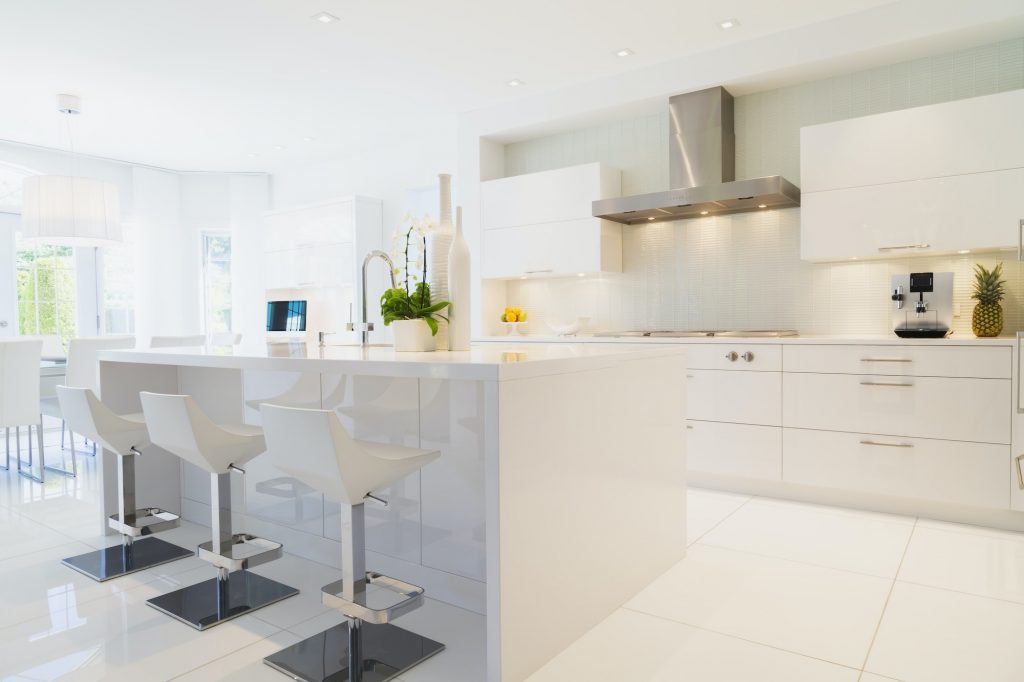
[201,232,232,333]
[15,240,77,346]
[103,224,135,334]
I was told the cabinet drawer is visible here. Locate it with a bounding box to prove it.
[688,370,781,426]
[783,427,1009,509]
[784,344,1011,379]
[688,421,781,480]
[783,373,1010,444]
[686,344,781,371]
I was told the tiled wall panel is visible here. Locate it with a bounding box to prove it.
[501,38,1024,337]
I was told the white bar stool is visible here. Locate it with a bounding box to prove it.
[139,391,299,630]
[57,386,192,581]
[259,403,444,682]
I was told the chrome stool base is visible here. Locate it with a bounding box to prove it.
[147,570,298,630]
[61,537,193,582]
[264,621,445,682]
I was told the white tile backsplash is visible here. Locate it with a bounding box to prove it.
[502,37,1024,336]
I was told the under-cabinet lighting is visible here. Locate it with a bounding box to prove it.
[958,249,970,254]
[312,12,339,23]
[758,204,767,209]
[615,48,635,58]
[700,210,709,215]
[577,273,585,277]
[506,79,525,87]
[717,18,740,30]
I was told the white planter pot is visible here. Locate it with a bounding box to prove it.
[391,319,436,352]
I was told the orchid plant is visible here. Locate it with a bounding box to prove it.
[380,214,450,335]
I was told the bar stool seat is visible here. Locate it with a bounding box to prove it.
[56,386,193,581]
[259,403,444,682]
[139,392,298,630]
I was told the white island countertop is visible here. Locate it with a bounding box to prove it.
[476,333,1021,347]
[99,341,686,381]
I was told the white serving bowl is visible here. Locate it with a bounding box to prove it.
[547,317,590,336]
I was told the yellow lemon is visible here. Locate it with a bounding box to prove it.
[518,311,527,321]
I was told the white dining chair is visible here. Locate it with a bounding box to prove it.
[149,334,206,348]
[0,339,44,482]
[40,335,135,476]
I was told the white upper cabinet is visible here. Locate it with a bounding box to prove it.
[263,197,381,290]
[480,162,622,278]
[800,88,1024,261]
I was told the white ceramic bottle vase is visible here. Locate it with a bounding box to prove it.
[448,206,471,351]
[429,173,454,350]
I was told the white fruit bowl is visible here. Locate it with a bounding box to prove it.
[501,321,527,336]
[547,317,590,336]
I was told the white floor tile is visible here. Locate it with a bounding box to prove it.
[898,524,1024,604]
[528,608,860,681]
[169,630,302,681]
[626,544,892,668]
[0,506,76,560]
[247,553,343,629]
[0,586,280,682]
[686,487,750,543]
[699,498,914,577]
[866,582,1024,682]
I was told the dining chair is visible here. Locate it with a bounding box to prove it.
[0,339,44,481]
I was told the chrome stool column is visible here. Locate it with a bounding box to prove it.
[258,403,444,682]
[57,386,192,581]
[140,391,299,630]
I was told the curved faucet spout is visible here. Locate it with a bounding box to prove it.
[357,250,398,346]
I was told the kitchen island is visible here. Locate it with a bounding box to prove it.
[96,342,687,681]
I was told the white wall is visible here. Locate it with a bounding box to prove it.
[485,37,1024,337]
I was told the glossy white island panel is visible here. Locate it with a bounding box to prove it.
[96,342,687,681]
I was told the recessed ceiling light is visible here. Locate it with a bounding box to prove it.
[615,48,635,58]
[717,18,740,30]
[506,79,524,87]
[700,210,709,215]
[757,204,767,209]
[273,145,286,151]
[312,11,339,23]
[301,136,315,142]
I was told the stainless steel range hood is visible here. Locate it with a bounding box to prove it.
[592,87,800,225]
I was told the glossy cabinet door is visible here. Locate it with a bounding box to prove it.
[687,421,782,480]
[784,427,1009,509]
[686,369,782,426]
[783,344,1012,379]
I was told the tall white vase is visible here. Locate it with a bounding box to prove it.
[448,206,471,351]
[429,173,453,351]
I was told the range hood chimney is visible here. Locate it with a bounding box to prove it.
[593,86,800,224]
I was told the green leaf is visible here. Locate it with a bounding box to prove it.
[424,316,438,336]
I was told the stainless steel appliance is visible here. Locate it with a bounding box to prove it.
[891,271,953,338]
[594,330,798,338]
[592,87,800,225]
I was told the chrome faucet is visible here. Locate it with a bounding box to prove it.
[347,250,398,346]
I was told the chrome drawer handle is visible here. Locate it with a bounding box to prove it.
[741,351,754,362]
[725,351,738,362]
[877,243,931,252]
[860,381,914,387]
[860,358,912,363]
[1017,454,1024,491]
[860,440,914,448]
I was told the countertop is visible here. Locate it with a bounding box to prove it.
[98,342,687,382]
[475,333,1021,347]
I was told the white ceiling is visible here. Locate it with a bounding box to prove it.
[0,0,968,172]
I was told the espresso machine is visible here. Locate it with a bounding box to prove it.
[890,272,953,338]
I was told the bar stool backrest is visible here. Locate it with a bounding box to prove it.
[65,336,136,396]
[0,339,43,428]
[56,385,148,456]
[261,403,430,506]
[150,335,206,348]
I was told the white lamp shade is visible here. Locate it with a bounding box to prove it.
[21,175,122,246]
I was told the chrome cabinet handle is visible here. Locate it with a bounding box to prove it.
[741,351,754,362]
[860,358,912,363]
[1018,218,1023,261]
[724,351,739,362]
[1017,454,1024,490]
[860,440,914,448]
[860,381,914,387]
[877,243,931,252]
[524,269,553,274]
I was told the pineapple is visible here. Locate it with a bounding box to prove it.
[971,262,1006,337]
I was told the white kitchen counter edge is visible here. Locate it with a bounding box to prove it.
[475,334,1019,347]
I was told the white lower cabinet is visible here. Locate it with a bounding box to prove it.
[688,421,782,480]
[783,427,1009,509]
[783,372,1011,444]
[687,369,781,426]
